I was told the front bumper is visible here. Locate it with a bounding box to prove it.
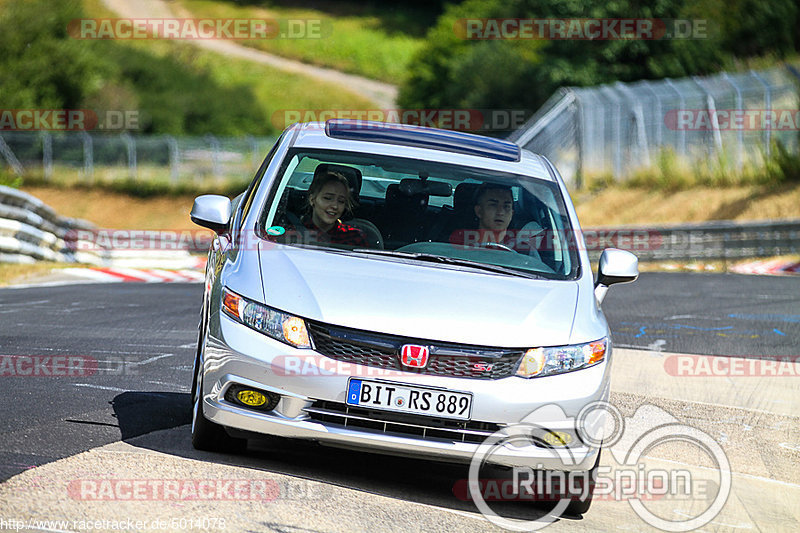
[200,314,610,471]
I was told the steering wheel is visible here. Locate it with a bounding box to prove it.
[478,241,516,252]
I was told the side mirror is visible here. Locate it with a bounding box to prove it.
[190,195,231,234]
[595,248,638,303]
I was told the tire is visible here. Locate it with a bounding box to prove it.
[191,318,246,453]
[564,450,600,517]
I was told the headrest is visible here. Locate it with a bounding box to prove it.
[453,182,481,212]
[313,163,362,198]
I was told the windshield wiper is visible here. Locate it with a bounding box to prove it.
[350,249,546,279]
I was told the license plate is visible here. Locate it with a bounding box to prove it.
[346,379,472,420]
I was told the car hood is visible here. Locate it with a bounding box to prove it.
[257,244,579,347]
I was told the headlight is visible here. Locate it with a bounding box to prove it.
[516,338,607,378]
[221,287,310,349]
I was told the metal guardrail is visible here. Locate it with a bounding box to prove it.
[583,219,800,262]
[0,185,101,264]
[1,184,798,266]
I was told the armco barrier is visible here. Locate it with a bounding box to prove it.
[0,185,102,264]
[583,219,800,262]
[2,184,799,266]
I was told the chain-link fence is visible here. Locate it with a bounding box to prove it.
[0,132,276,184]
[509,64,800,187]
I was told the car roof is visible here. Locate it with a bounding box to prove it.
[288,120,555,182]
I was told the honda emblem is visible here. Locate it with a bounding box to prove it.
[400,344,429,368]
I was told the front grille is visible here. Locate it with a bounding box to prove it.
[304,400,502,444]
[307,322,523,380]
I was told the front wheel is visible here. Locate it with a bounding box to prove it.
[564,450,601,516]
[191,321,246,453]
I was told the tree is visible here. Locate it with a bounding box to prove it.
[399,0,797,115]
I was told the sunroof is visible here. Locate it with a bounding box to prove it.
[324,119,521,162]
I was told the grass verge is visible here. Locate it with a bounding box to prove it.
[20,167,251,199]
[177,0,428,83]
[582,141,800,192]
[83,0,377,136]
[0,262,73,287]
[19,186,205,230]
[572,182,800,227]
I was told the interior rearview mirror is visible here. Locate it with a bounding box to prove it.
[399,178,453,197]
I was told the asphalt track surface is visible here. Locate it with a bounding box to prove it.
[0,273,798,531]
[603,272,800,357]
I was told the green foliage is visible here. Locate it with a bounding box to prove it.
[400,0,798,112]
[21,170,251,198]
[624,141,800,191]
[0,0,111,109]
[0,0,268,135]
[180,0,432,83]
[87,41,265,135]
[0,169,23,189]
[764,140,800,185]
[718,0,798,57]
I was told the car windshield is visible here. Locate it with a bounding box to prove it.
[259,148,580,280]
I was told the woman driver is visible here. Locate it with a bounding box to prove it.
[302,170,368,247]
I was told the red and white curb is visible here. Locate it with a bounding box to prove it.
[62,267,204,283]
[730,259,800,275]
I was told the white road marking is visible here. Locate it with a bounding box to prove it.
[0,279,115,289]
[145,380,189,391]
[72,384,128,392]
[132,353,175,366]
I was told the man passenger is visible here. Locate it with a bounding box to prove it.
[451,183,543,256]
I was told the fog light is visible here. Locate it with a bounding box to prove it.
[225,385,280,411]
[541,431,572,447]
[238,390,267,407]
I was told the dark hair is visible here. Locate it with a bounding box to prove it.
[307,171,355,214]
[475,183,513,205]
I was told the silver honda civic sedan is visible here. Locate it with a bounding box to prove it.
[190,120,637,513]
